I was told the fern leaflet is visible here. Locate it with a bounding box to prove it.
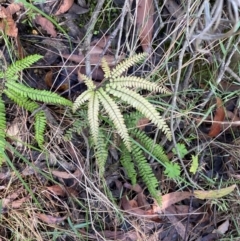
[73,90,93,112]
[0,97,6,164]
[107,86,171,140]
[97,88,131,151]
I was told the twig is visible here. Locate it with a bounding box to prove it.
[83,0,105,77]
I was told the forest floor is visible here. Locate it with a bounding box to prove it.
[0,0,240,240]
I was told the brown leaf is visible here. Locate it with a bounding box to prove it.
[208,97,225,137]
[34,15,57,37]
[11,196,30,208]
[37,213,67,224]
[152,191,192,213]
[123,182,143,193]
[52,168,82,180]
[121,195,147,216]
[0,7,18,37]
[55,0,74,15]
[6,3,22,15]
[62,53,125,67]
[136,0,154,53]
[46,185,66,197]
[137,117,149,130]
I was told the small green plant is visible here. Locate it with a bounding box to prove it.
[72,53,174,203]
[73,53,171,151]
[0,54,72,164]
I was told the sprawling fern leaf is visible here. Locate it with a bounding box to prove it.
[120,144,137,185]
[5,80,72,106]
[4,89,46,147]
[73,90,93,112]
[95,131,108,177]
[101,58,111,78]
[34,110,47,148]
[0,97,6,164]
[97,88,131,151]
[111,53,146,78]
[88,91,99,144]
[107,76,170,94]
[107,86,171,141]
[132,143,161,204]
[130,128,170,164]
[5,54,42,79]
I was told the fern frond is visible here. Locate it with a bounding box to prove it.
[78,73,96,90]
[111,53,146,78]
[5,89,46,148]
[97,88,131,151]
[132,143,161,204]
[101,58,111,78]
[34,110,47,148]
[0,97,6,164]
[4,89,39,112]
[107,76,170,94]
[88,92,99,144]
[5,54,42,79]
[107,87,172,141]
[73,90,93,113]
[95,131,108,177]
[120,144,136,185]
[5,81,72,106]
[130,129,170,164]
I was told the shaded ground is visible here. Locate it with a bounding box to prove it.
[0,0,240,240]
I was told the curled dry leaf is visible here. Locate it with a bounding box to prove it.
[46,185,66,197]
[7,3,22,15]
[37,213,67,224]
[55,0,74,15]
[0,6,18,37]
[34,15,57,37]
[208,97,225,137]
[136,0,154,53]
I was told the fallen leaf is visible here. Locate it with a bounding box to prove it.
[137,117,149,130]
[194,184,236,199]
[46,185,66,197]
[11,196,30,208]
[62,53,125,67]
[55,0,74,15]
[208,97,225,137]
[7,3,22,15]
[0,7,18,37]
[152,191,192,213]
[213,219,229,234]
[37,213,67,224]
[123,183,143,193]
[136,0,154,53]
[34,15,57,37]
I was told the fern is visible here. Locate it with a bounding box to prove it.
[107,86,171,140]
[4,89,46,147]
[0,54,42,79]
[95,131,108,177]
[132,143,161,204]
[0,97,6,164]
[120,144,137,185]
[6,80,72,106]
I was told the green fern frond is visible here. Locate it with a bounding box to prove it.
[5,54,42,79]
[6,81,72,106]
[34,110,47,148]
[107,76,170,94]
[101,58,111,78]
[97,88,131,151]
[78,73,96,90]
[88,92,99,144]
[4,89,46,148]
[132,143,161,204]
[95,131,108,177]
[73,90,94,112]
[4,89,39,112]
[130,129,170,164]
[0,97,6,164]
[107,87,172,141]
[111,53,146,78]
[120,144,137,185]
